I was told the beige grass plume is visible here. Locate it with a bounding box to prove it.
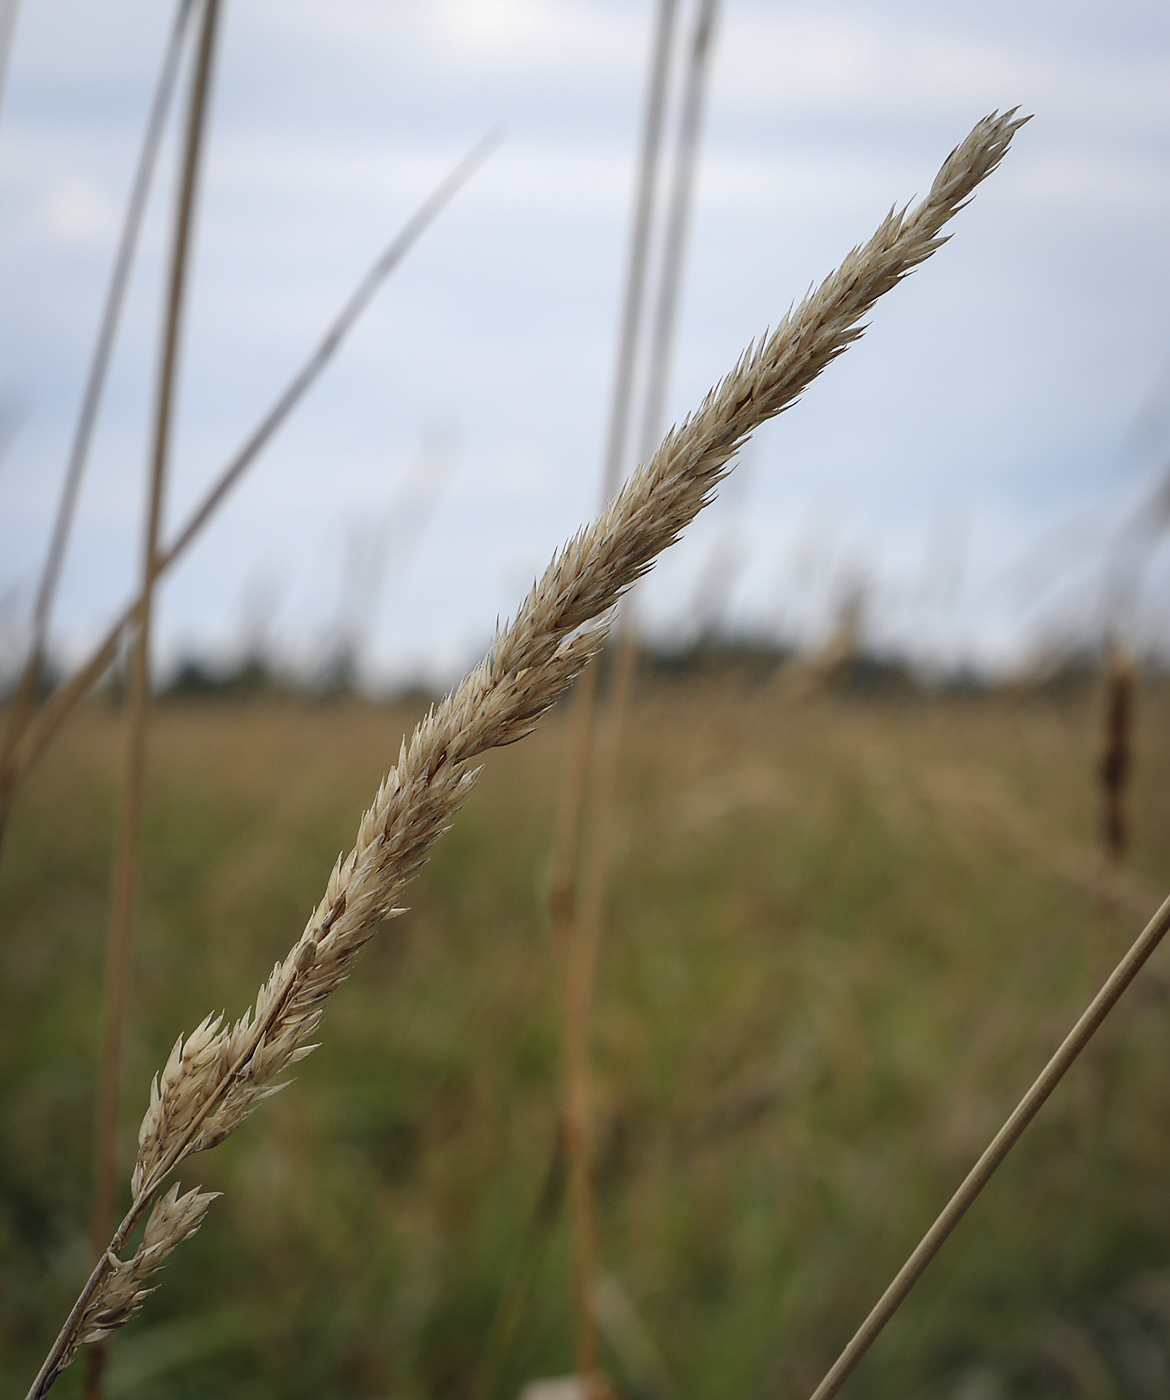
[27,108,1026,1400]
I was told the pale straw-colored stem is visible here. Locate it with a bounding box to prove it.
[546,0,676,936]
[0,131,497,858]
[600,0,679,505]
[639,0,719,463]
[0,0,20,128]
[86,6,221,1396]
[27,110,1025,1398]
[554,0,679,1384]
[0,0,195,815]
[808,888,1170,1400]
[561,8,719,1383]
[562,614,640,1393]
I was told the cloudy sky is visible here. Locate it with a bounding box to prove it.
[2,0,1170,685]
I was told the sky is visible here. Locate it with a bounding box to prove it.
[2,0,1170,687]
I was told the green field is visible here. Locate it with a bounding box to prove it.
[5,671,1170,1399]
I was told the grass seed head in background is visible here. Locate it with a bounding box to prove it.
[26,108,1027,1399]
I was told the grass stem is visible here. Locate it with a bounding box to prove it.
[86,4,221,1394]
[559,7,719,1380]
[0,131,497,859]
[552,2,678,1386]
[807,888,1170,1400]
[0,0,195,854]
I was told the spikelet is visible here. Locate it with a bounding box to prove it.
[48,1185,219,1376]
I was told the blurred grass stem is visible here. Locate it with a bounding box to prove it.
[87,2,221,1394]
[559,4,718,1383]
[0,0,195,844]
[638,0,718,467]
[0,0,20,128]
[550,0,678,1387]
[807,888,1170,1400]
[0,131,498,858]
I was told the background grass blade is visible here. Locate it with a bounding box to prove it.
[0,130,499,861]
[87,3,222,1396]
[808,890,1170,1400]
[0,0,196,818]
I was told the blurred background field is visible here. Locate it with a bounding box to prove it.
[5,660,1170,1399]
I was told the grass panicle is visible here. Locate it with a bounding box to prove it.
[25,108,1025,1400]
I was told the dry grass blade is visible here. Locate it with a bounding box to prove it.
[807,889,1170,1400]
[0,0,195,807]
[0,130,500,859]
[552,1,680,1385]
[598,0,679,505]
[0,0,21,127]
[638,0,719,463]
[86,4,222,1396]
[561,8,717,1379]
[25,109,1025,1400]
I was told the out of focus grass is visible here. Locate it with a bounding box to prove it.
[4,669,1170,1400]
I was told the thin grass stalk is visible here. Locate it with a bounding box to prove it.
[0,132,498,857]
[600,0,680,506]
[330,429,461,687]
[807,888,1170,1400]
[563,875,603,1387]
[561,7,719,1382]
[0,0,20,127]
[601,0,721,798]
[0,0,195,846]
[548,1,678,1383]
[547,0,676,935]
[561,610,640,1393]
[638,0,719,463]
[86,6,221,1395]
[26,110,1024,1399]
[605,0,722,837]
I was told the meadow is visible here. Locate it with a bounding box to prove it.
[4,664,1170,1399]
